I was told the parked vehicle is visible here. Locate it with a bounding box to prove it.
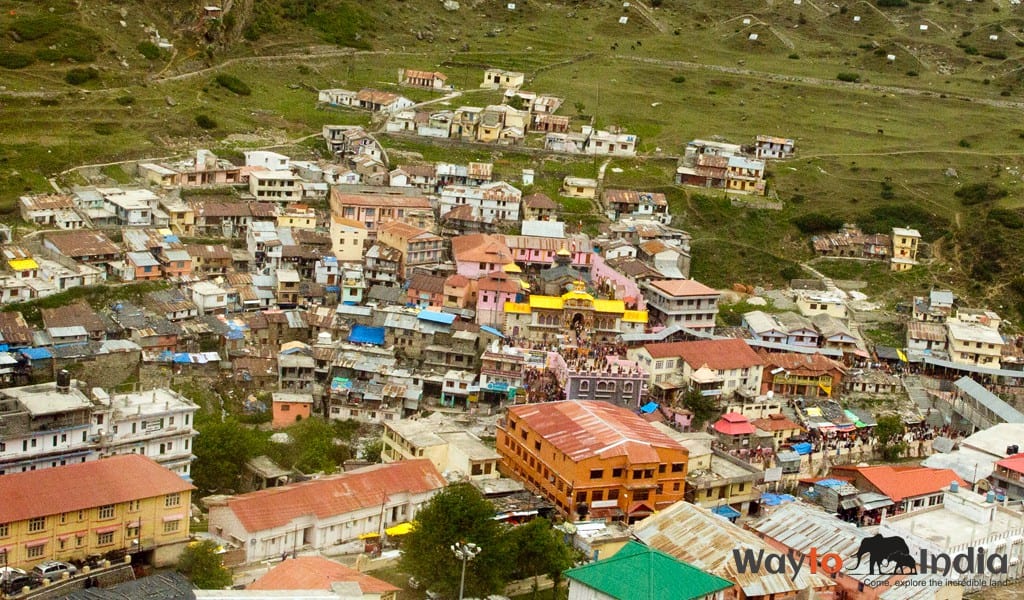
[2,573,40,595]
[32,560,77,581]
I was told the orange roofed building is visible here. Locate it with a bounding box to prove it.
[497,400,689,523]
[249,555,400,600]
[830,464,967,515]
[205,460,445,564]
[0,454,194,569]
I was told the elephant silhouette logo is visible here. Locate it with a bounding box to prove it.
[850,534,911,575]
[885,551,918,574]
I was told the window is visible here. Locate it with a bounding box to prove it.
[671,463,684,473]
[76,535,85,548]
[673,482,680,491]
[98,505,115,520]
[97,531,114,546]
[129,500,140,512]
[658,464,666,474]
[612,468,624,478]
[281,404,291,412]
[633,489,650,501]
[633,470,642,479]
[27,545,45,559]
[165,493,182,508]
[608,489,619,500]
[28,517,46,533]
[575,491,587,503]
[0,523,8,537]
[592,490,604,501]
[163,520,180,534]
[60,513,67,525]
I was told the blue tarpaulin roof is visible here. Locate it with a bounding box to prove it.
[640,402,659,414]
[480,325,505,338]
[712,505,741,519]
[791,442,813,455]
[760,493,796,507]
[20,347,52,360]
[349,325,385,345]
[814,479,847,489]
[325,286,340,293]
[418,310,456,325]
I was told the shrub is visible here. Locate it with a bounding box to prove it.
[195,114,218,129]
[958,139,971,148]
[791,212,845,234]
[988,208,1024,229]
[837,72,861,83]
[876,0,908,6]
[955,182,1008,205]
[671,75,686,83]
[906,70,919,76]
[788,53,800,60]
[214,73,251,96]
[9,16,62,41]
[0,52,34,69]
[983,50,1007,60]
[137,41,161,60]
[93,123,116,136]
[65,67,98,85]
[963,45,979,55]
[115,95,135,106]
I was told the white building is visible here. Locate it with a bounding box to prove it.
[205,460,445,564]
[795,291,848,319]
[438,181,522,223]
[95,387,199,478]
[381,412,499,480]
[947,321,1004,369]
[191,280,229,314]
[101,188,156,227]
[244,151,291,171]
[249,170,302,204]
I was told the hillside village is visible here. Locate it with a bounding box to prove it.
[2,48,1024,600]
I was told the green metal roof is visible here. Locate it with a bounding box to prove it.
[564,540,733,600]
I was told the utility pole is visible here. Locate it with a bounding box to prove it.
[451,541,482,600]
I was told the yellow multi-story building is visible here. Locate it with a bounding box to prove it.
[0,454,194,570]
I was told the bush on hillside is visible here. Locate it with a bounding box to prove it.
[137,41,161,60]
[988,208,1024,229]
[9,16,62,41]
[955,182,1008,205]
[195,114,218,130]
[214,73,251,96]
[65,67,98,85]
[791,213,844,234]
[837,72,861,83]
[0,52,34,69]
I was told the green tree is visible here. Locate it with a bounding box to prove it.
[679,388,717,428]
[362,438,384,463]
[269,416,350,474]
[191,416,268,493]
[875,415,907,461]
[400,483,510,598]
[507,518,575,599]
[177,540,233,589]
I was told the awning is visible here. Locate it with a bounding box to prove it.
[385,522,413,536]
[628,502,654,515]
[640,401,658,414]
[94,525,119,534]
[24,538,47,548]
[358,532,380,540]
[162,513,184,522]
[712,505,741,519]
[840,498,860,510]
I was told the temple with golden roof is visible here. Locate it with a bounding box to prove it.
[504,280,648,344]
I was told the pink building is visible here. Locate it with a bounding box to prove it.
[476,270,523,328]
[451,234,514,278]
[329,190,434,239]
[590,254,646,310]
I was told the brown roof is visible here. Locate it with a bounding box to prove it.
[451,233,513,264]
[0,455,194,523]
[41,301,106,334]
[751,414,803,432]
[408,272,446,295]
[330,190,431,209]
[0,312,34,346]
[649,279,718,298]
[445,274,470,287]
[356,88,400,105]
[400,164,436,179]
[186,244,233,260]
[44,230,120,258]
[403,69,447,81]
[379,220,431,239]
[249,556,400,593]
[477,271,521,293]
[644,339,762,371]
[218,460,444,533]
[603,189,667,207]
[607,257,662,279]
[193,200,252,218]
[508,400,686,463]
[250,202,279,218]
[524,193,558,210]
[442,204,481,222]
[757,350,848,376]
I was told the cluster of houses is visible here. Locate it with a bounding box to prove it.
[814,223,924,271]
[675,136,794,197]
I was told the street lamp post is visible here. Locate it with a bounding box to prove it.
[451,541,482,600]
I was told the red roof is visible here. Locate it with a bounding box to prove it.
[0,455,194,523]
[851,466,967,502]
[757,350,848,376]
[249,556,399,593]
[643,339,762,370]
[649,279,718,298]
[712,412,756,436]
[221,460,445,533]
[997,453,1024,475]
[507,401,686,464]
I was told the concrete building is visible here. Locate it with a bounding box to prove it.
[249,170,302,205]
[641,279,720,332]
[97,387,199,478]
[329,216,368,263]
[497,400,689,522]
[0,454,193,569]
[377,221,445,277]
[891,227,922,271]
[381,412,499,480]
[205,460,445,564]
[503,281,648,344]
[563,354,649,408]
[946,322,1004,369]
